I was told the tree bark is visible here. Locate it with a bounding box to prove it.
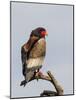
[40,71,64,96]
[20,70,64,96]
[29,70,63,96]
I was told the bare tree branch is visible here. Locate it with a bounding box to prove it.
[20,70,64,96]
[28,71,52,83]
[47,71,64,96]
[40,90,57,96]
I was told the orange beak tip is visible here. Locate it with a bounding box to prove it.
[46,32,48,36]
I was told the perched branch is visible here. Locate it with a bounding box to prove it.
[47,71,64,95]
[31,71,52,81]
[20,70,64,96]
[40,90,57,96]
[40,71,64,96]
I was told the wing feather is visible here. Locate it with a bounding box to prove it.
[21,36,39,76]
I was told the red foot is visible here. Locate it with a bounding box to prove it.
[38,71,43,76]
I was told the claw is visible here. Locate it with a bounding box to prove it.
[38,71,43,76]
[20,80,27,87]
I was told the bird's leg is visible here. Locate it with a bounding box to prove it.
[35,71,52,81]
[35,70,39,81]
[35,70,46,81]
[38,71,43,76]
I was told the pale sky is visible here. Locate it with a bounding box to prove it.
[11,2,73,98]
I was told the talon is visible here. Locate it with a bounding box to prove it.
[38,71,43,76]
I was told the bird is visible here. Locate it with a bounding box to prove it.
[20,27,48,86]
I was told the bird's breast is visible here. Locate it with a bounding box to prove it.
[29,38,46,58]
[26,56,45,69]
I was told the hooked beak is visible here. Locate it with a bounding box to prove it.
[45,31,48,36]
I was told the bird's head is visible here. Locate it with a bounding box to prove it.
[30,27,48,38]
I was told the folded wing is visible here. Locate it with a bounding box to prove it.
[21,37,46,82]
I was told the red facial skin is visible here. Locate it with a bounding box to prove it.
[41,31,46,37]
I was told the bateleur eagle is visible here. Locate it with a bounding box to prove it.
[20,27,48,86]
